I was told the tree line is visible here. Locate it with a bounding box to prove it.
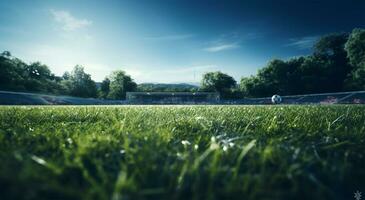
[201,28,365,98]
[1,28,365,99]
[0,52,137,99]
[239,28,365,97]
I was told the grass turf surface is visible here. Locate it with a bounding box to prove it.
[0,105,364,200]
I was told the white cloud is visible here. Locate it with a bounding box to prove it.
[286,36,319,50]
[202,31,260,53]
[204,43,240,52]
[50,9,92,31]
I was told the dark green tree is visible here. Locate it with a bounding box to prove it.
[99,78,110,99]
[240,57,305,97]
[1,51,66,93]
[201,71,236,99]
[107,70,137,100]
[344,28,365,90]
[313,33,352,91]
[23,62,53,92]
[240,33,353,97]
[62,65,97,98]
[1,51,11,57]
[344,63,365,90]
[0,52,25,90]
[297,55,329,93]
[345,28,365,67]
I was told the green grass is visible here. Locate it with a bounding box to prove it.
[0,105,364,200]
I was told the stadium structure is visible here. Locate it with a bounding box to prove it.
[126,92,220,104]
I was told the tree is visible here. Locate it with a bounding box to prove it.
[0,51,66,93]
[0,52,24,90]
[23,62,53,92]
[255,59,289,94]
[314,33,348,57]
[240,76,264,97]
[313,33,352,91]
[344,63,365,90]
[63,65,97,98]
[345,28,365,67]
[240,33,354,97]
[240,57,305,97]
[1,51,11,57]
[344,29,365,90]
[201,71,236,99]
[62,72,71,80]
[297,55,329,93]
[99,78,110,99]
[107,70,137,100]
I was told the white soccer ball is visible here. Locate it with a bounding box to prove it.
[271,94,282,104]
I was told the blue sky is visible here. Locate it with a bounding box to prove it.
[1,0,365,83]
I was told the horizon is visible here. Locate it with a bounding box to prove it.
[1,0,365,83]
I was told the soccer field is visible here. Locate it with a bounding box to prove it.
[0,105,364,200]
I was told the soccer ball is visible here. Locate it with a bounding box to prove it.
[271,94,282,104]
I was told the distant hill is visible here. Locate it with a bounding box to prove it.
[137,83,199,92]
[168,82,200,86]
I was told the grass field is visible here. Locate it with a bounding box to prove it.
[0,105,364,200]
